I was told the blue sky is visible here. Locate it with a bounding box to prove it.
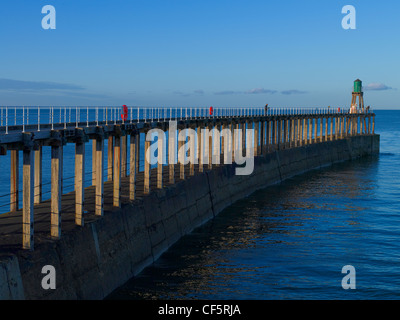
[0,0,399,108]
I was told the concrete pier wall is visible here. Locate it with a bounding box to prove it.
[0,134,379,300]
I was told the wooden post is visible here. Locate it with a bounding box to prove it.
[121,135,127,177]
[285,119,290,148]
[355,116,358,135]
[330,116,333,140]
[157,129,163,188]
[303,118,307,145]
[325,117,328,141]
[231,121,235,161]
[283,119,287,148]
[368,115,371,134]
[242,122,246,152]
[189,127,195,176]
[129,134,138,201]
[221,123,226,155]
[266,121,270,152]
[208,123,213,170]
[169,126,176,182]
[144,134,151,194]
[197,124,203,173]
[214,123,220,166]
[341,116,344,138]
[297,118,303,147]
[22,148,34,250]
[10,150,19,212]
[372,115,375,134]
[277,119,281,150]
[92,139,96,185]
[261,121,266,153]
[51,145,62,239]
[95,137,104,216]
[179,127,185,179]
[314,118,318,143]
[113,135,121,207]
[34,146,42,204]
[107,136,113,181]
[136,133,140,173]
[335,117,339,140]
[254,121,259,156]
[75,140,85,226]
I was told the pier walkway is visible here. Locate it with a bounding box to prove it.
[0,107,376,252]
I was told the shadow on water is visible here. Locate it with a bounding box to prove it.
[107,153,400,300]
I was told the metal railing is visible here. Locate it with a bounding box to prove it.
[0,106,372,135]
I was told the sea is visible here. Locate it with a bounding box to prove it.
[106,110,400,300]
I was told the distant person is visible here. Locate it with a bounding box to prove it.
[264,104,269,114]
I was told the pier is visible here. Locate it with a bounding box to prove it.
[0,106,378,299]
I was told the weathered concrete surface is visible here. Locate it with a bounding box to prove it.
[0,134,379,299]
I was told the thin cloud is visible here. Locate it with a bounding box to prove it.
[363,83,393,91]
[245,88,277,94]
[281,89,308,95]
[0,78,85,91]
[173,90,205,97]
[214,90,241,95]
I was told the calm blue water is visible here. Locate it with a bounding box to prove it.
[107,110,400,300]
